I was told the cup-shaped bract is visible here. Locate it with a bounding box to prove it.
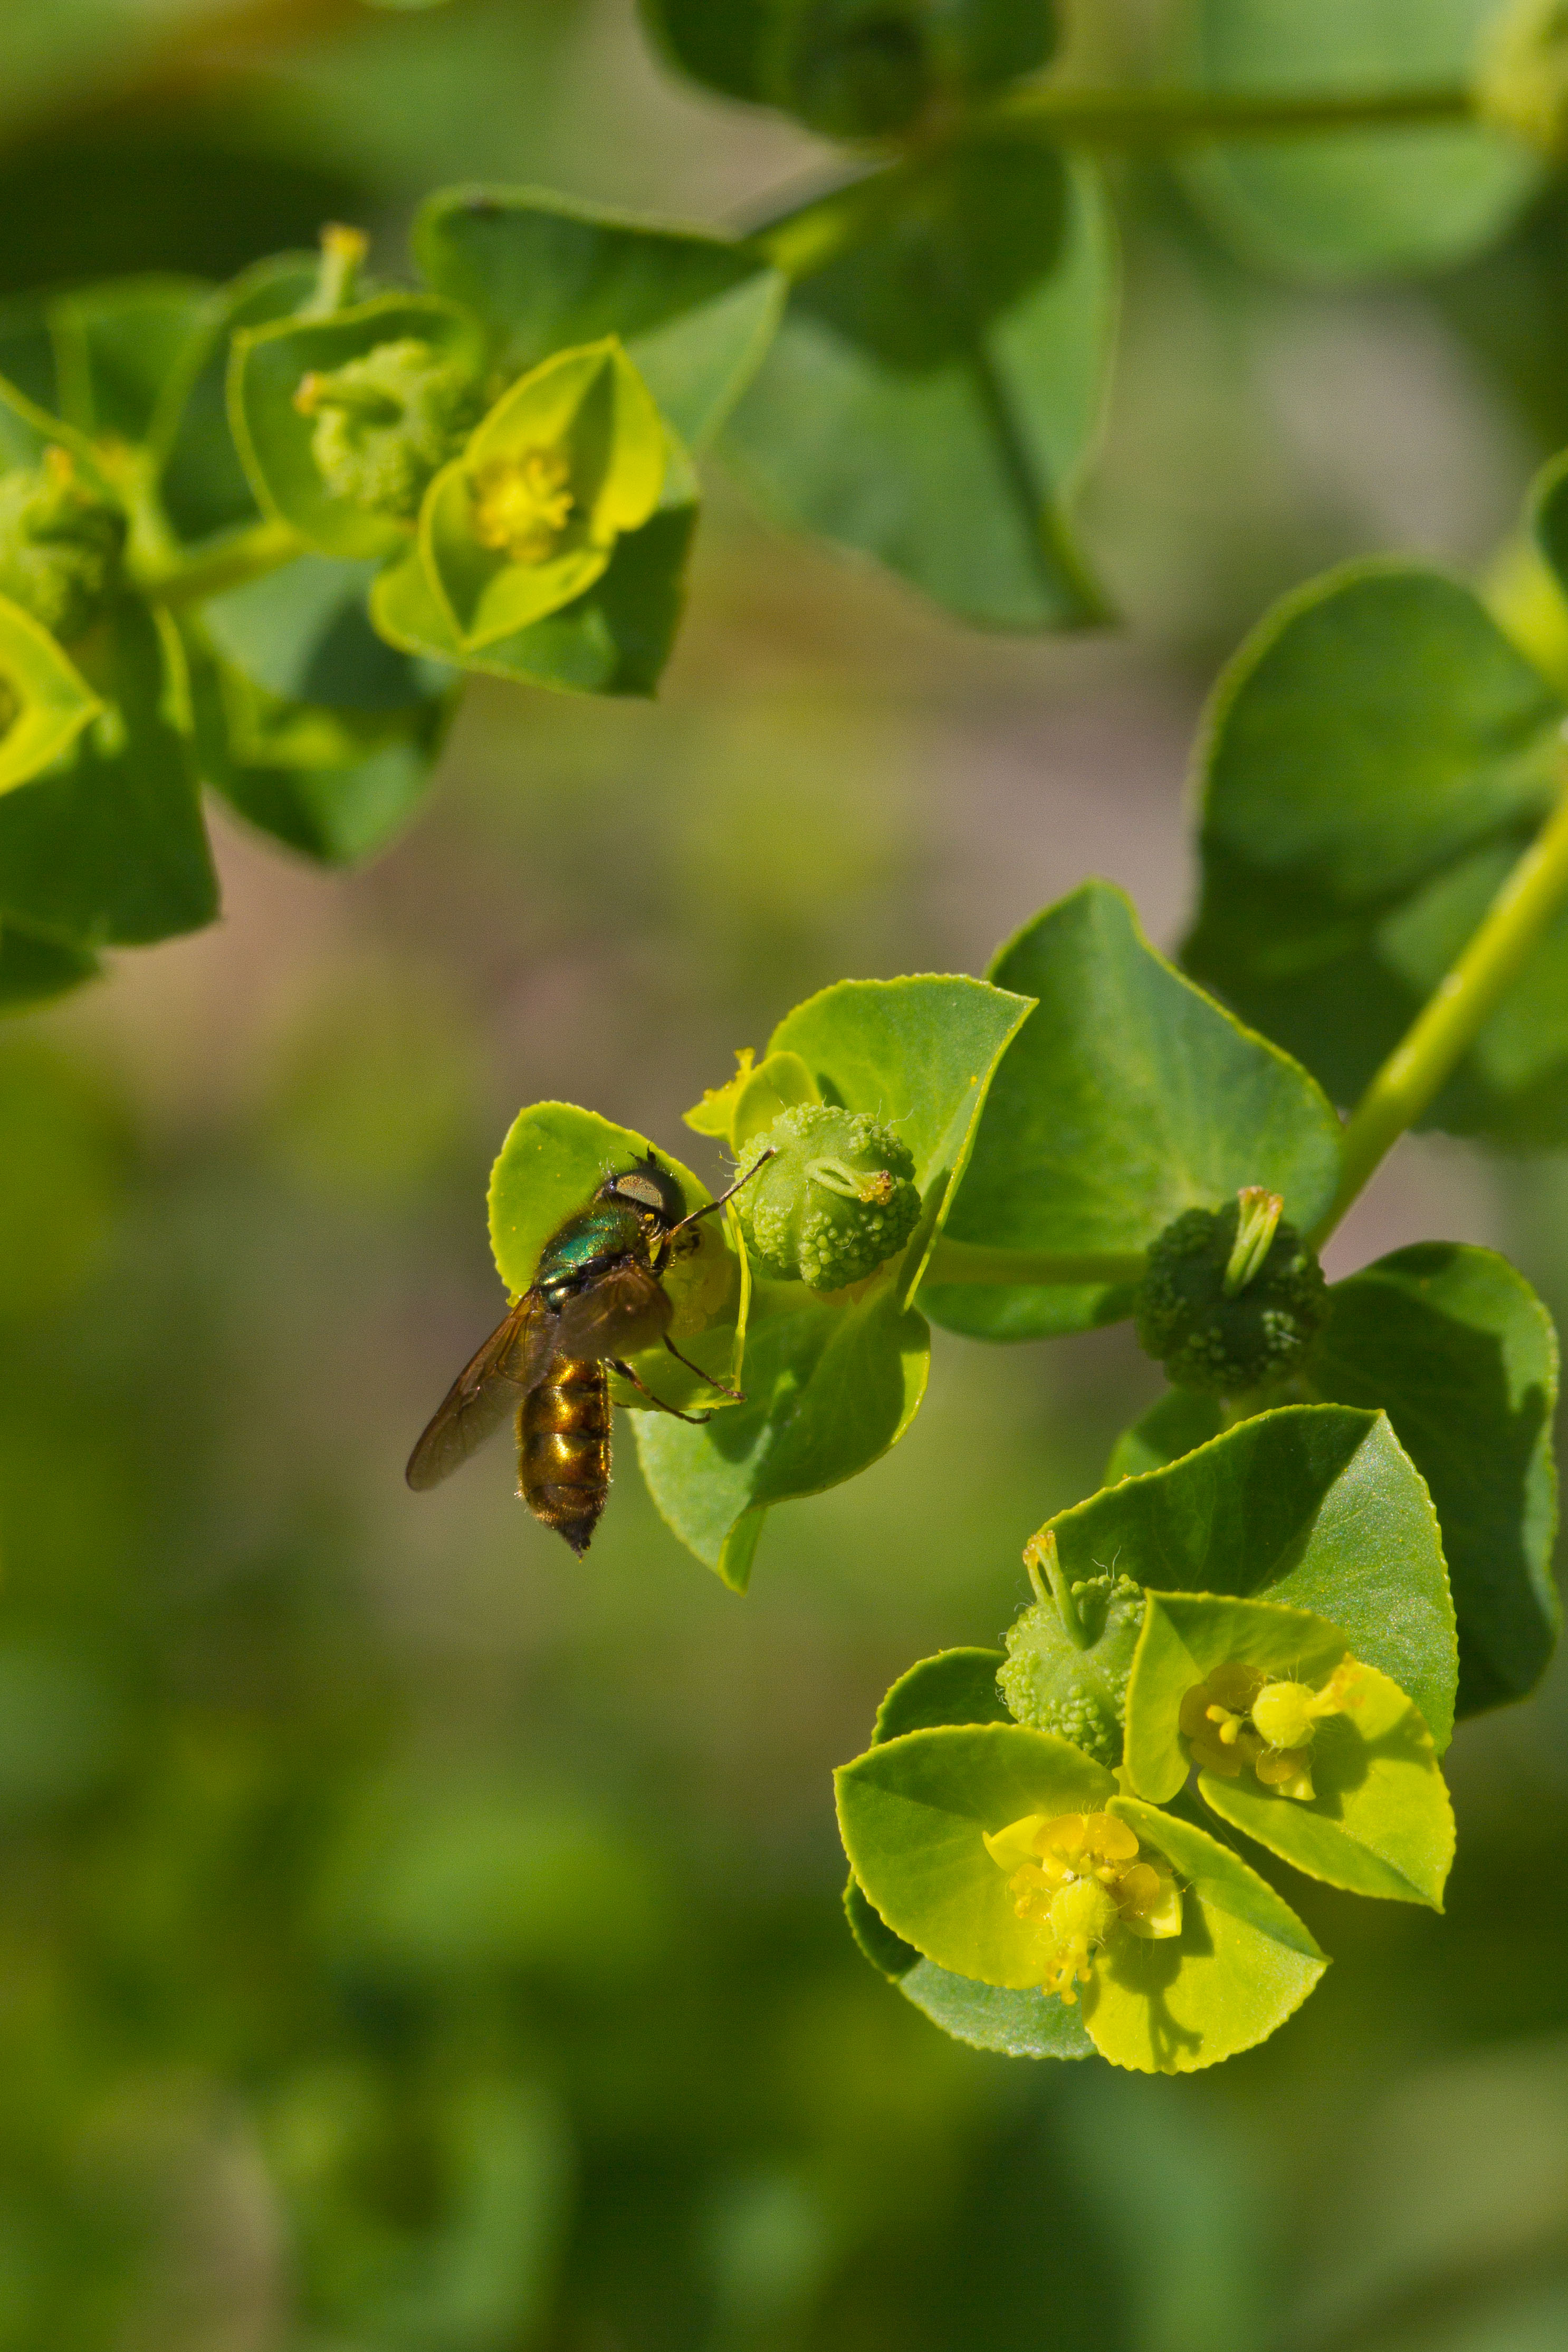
[835,1721,1326,2073]
[0,592,102,794]
[419,339,665,652]
[1124,1592,1456,1908]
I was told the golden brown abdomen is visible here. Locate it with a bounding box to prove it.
[517,1355,610,1555]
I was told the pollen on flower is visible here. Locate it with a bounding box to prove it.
[983,1809,1181,2004]
[469,446,576,563]
[1179,1657,1353,1801]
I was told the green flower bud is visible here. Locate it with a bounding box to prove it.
[998,1528,1145,1766]
[1480,0,1568,158]
[1134,1187,1327,1395]
[0,448,124,643]
[734,1103,920,1292]
[293,339,485,520]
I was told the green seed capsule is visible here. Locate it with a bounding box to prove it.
[0,448,124,644]
[294,338,485,520]
[1134,1192,1327,1396]
[734,1104,920,1292]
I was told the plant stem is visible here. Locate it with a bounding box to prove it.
[987,80,1476,145]
[138,520,307,610]
[922,1237,1148,1288]
[1314,779,1568,1245]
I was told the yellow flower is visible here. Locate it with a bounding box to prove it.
[469,446,576,565]
[983,1810,1181,2005]
[1179,1657,1354,1802]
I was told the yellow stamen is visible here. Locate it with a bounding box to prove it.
[469,445,575,563]
[988,1808,1182,2003]
[1181,1656,1351,1800]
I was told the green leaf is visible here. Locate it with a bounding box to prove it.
[835,1722,1116,1987]
[158,254,319,548]
[185,622,451,869]
[636,1278,930,1589]
[231,294,485,558]
[0,297,58,419]
[414,186,785,451]
[638,0,1058,136]
[1039,1403,1458,1750]
[842,1873,1094,2056]
[1124,1593,1455,1908]
[1309,1242,1559,1718]
[487,1102,741,1420]
[921,880,1343,1340]
[0,919,98,1010]
[1180,0,1538,282]
[370,476,697,698]
[201,554,449,713]
[1090,1796,1326,2074]
[1184,561,1568,1145]
[724,138,1114,630]
[418,341,664,650]
[0,372,103,481]
[637,973,1031,1585]
[0,593,102,793]
[0,602,216,949]
[874,1648,1009,1743]
[46,276,212,450]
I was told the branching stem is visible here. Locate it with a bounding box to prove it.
[1314,771,1568,1245]
[137,520,308,611]
[921,1238,1148,1288]
[987,81,1476,145]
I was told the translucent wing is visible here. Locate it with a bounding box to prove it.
[552,1261,672,1361]
[405,1294,556,1491]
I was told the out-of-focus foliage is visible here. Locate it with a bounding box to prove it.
[1,0,1568,2340]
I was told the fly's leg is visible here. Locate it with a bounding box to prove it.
[610,1359,713,1424]
[665,1148,777,1245]
[664,1336,744,1403]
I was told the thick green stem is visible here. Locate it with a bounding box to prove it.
[138,520,307,611]
[922,1237,1148,1288]
[987,80,1476,145]
[1314,780,1568,1245]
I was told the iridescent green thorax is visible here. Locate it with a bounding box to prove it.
[536,1196,650,1286]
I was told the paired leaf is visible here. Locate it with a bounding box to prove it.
[725,138,1114,629]
[1180,0,1537,282]
[415,186,785,451]
[874,1647,1009,1743]
[922,880,1343,1340]
[1184,561,1568,1143]
[0,920,97,1011]
[45,276,212,451]
[843,1877,1095,2058]
[418,341,664,649]
[835,1724,1324,2072]
[0,603,216,949]
[371,472,697,699]
[1043,1404,1457,1748]
[0,594,102,793]
[642,976,1031,1585]
[1124,1593,1455,1907]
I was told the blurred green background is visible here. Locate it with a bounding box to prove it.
[5,3,1568,2345]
